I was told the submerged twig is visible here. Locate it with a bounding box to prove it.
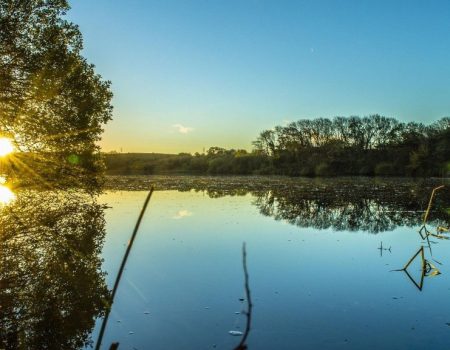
[95,187,154,350]
[234,242,253,350]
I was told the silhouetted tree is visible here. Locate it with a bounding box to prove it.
[0,0,112,189]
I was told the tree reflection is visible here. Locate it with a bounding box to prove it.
[106,176,449,233]
[0,190,109,349]
[252,185,449,233]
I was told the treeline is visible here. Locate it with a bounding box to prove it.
[105,115,449,177]
[104,149,270,175]
[253,115,449,176]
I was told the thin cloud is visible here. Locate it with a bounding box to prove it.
[173,210,193,219]
[173,124,194,134]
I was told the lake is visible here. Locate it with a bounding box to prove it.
[1,176,449,349]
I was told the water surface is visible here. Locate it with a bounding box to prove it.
[95,176,450,350]
[1,176,449,349]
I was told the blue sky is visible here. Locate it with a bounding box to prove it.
[68,0,450,153]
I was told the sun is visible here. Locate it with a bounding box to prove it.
[0,185,15,205]
[0,138,14,157]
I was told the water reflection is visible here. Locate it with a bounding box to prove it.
[252,191,448,233]
[397,246,442,291]
[94,179,450,349]
[392,185,449,291]
[0,190,109,349]
[107,176,449,233]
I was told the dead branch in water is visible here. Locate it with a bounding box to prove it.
[423,185,445,225]
[234,242,253,350]
[95,187,154,350]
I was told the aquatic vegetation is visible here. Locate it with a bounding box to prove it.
[396,185,448,291]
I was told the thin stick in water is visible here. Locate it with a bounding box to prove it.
[234,242,253,350]
[422,185,444,225]
[95,187,154,350]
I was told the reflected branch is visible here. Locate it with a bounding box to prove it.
[402,266,425,291]
[402,246,425,271]
[396,246,441,291]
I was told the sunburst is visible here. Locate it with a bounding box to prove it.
[0,138,14,157]
[0,185,15,205]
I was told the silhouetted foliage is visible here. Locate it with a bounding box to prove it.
[253,115,450,177]
[104,149,271,176]
[104,115,449,177]
[0,0,112,189]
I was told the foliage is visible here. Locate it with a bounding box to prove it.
[105,115,449,177]
[252,115,450,177]
[0,0,112,189]
[104,150,271,176]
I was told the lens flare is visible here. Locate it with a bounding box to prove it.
[0,138,14,157]
[0,185,15,205]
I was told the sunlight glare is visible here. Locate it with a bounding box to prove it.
[0,138,14,157]
[0,185,15,206]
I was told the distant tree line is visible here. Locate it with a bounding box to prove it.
[253,115,449,176]
[105,115,449,177]
[104,148,270,175]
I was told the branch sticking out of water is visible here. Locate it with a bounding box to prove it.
[422,185,445,225]
[95,187,154,350]
[234,242,253,350]
[418,185,445,248]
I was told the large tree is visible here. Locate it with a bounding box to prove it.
[0,0,112,189]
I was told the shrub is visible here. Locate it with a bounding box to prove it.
[315,162,333,176]
[374,162,397,176]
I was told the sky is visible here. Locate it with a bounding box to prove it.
[67,0,450,154]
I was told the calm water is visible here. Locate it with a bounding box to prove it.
[1,176,449,349]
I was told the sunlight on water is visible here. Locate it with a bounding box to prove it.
[0,185,16,205]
